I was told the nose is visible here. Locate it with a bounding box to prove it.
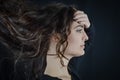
[82,31,89,41]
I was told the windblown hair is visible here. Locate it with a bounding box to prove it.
[0,1,76,80]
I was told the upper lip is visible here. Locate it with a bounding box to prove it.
[80,43,85,46]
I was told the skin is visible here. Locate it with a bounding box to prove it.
[64,21,89,58]
[45,10,90,80]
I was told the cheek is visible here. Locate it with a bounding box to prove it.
[66,35,82,51]
[65,38,84,57]
[63,34,85,57]
[67,34,82,45]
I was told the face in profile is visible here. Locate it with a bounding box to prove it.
[64,21,89,58]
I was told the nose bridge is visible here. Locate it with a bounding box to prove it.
[83,30,89,41]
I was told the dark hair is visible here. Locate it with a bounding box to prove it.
[0,2,76,80]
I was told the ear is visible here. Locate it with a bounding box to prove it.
[51,34,60,42]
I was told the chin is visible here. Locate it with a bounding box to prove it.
[81,51,85,55]
[76,50,85,56]
[67,50,85,58]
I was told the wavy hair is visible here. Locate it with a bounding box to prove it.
[0,2,76,80]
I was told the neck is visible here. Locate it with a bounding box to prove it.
[45,40,71,79]
[44,55,71,80]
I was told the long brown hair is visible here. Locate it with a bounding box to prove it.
[0,2,76,80]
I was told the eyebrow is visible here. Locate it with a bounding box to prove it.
[74,25,84,29]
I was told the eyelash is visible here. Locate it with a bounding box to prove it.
[76,29,82,33]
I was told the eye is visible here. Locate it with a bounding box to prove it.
[76,29,82,33]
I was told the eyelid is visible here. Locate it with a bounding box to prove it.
[76,27,83,30]
[76,29,82,32]
[74,25,84,29]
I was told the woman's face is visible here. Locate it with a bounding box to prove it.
[64,21,89,58]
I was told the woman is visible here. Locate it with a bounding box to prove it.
[0,2,91,80]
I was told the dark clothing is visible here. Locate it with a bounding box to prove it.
[0,42,14,80]
[41,75,62,80]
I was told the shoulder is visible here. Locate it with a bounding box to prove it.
[0,42,14,80]
[40,74,62,80]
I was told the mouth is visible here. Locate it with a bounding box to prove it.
[80,45,85,49]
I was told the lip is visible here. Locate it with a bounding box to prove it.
[80,45,85,49]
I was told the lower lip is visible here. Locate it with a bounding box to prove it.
[80,45,85,49]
